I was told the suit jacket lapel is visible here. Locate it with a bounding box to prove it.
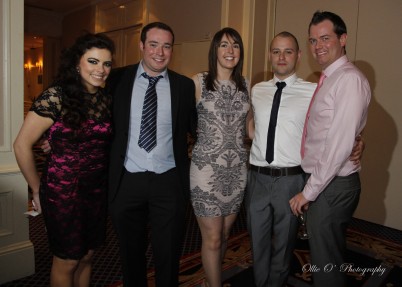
[168,70,179,135]
[115,65,138,131]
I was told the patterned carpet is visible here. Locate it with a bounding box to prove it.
[0,203,246,287]
[1,203,401,287]
[119,226,401,287]
[223,229,402,287]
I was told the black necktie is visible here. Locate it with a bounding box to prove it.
[138,73,163,152]
[266,81,286,163]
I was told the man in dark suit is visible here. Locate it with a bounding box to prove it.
[108,22,197,287]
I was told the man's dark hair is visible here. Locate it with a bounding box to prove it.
[140,22,175,45]
[309,11,347,37]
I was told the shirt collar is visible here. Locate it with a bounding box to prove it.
[137,60,168,81]
[273,72,297,87]
[323,55,349,78]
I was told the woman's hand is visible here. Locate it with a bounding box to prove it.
[40,139,51,153]
[32,191,42,214]
[349,134,365,165]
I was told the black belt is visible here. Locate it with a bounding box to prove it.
[250,164,304,177]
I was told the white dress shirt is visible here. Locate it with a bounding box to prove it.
[250,73,316,167]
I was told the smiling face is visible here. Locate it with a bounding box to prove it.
[309,19,347,69]
[216,34,241,72]
[269,35,301,80]
[140,27,173,76]
[78,47,112,93]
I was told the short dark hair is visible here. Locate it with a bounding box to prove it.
[140,22,175,45]
[272,31,299,51]
[308,11,347,37]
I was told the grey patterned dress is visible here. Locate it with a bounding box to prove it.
[190,72,250,217]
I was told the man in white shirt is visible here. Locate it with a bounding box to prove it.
[246,31,315,287]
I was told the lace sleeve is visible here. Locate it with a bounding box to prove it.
[30,87,63,121]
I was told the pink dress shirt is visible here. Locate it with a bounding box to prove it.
[301,55,371,201]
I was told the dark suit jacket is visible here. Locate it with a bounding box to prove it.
[107,63,197,203]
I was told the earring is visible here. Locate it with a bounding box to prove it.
[76,67,80,73]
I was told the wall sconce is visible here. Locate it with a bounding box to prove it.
[24,60,43,85]
[35,61,43,74]
[24,60,42,73]
[24,62,33,71]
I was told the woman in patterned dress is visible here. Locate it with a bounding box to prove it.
[189,28,253,287]
[14,33,114,287]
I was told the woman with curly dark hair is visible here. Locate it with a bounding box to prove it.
[14,32,114,287]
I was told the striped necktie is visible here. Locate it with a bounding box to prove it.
[138,73,163,152]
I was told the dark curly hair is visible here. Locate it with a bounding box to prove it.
[52,32,115,130]
[205,27,247,93]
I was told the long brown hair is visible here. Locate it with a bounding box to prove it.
[205,27,247,93]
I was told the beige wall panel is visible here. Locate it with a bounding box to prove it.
[96,0,143,33]
[105,30,124,68]
[148,0,221,43]
[249,0,270,86]
[352,0,402,230]
[169,43,182,74]
[172,40,210,78]
[122,26,141,66]
[226,0,244,33]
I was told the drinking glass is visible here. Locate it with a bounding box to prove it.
[297,212,310,240]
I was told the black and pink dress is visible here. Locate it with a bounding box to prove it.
[31,86,112,259]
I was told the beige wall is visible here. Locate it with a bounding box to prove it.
[148,0,221,43]
[275,0,402,230]
[353,0,402,229]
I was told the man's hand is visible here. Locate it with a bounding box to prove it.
[40,139,51,153]
[349,134,365,165]
[289,192,310,216]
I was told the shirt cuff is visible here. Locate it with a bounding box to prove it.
[302,187,319,202]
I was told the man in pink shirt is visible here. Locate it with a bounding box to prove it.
[289,11,371,287]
